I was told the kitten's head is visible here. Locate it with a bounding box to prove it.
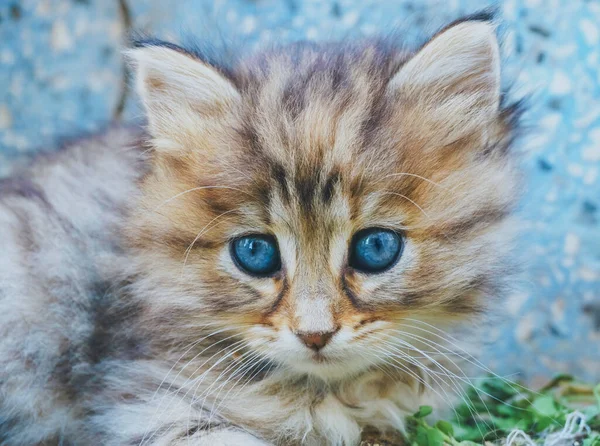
[126,17,522,380]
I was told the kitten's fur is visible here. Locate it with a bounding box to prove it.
[0,15,522,446]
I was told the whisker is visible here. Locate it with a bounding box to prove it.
[156,339,252,446]
[366,345,459,417]
[391,323,560,436]
[367,333,479,431]
[139,326,242,445]
[181,209,238,274]
[153,186,258,212]
[360,334,460,407]
[378,172,446,191]
[227,354,275,403]
[183,339,252,403]
[376,334,494,437]
[141,336,247,446]
[353,339,399,382]
[183,340,256,434]
[188,347,262,437]
[205,349,268,424]
[400,319,548,401]
[193,348,259,408]
[380,191,431,219]
[387,329,499,420]
[148,324,231,401]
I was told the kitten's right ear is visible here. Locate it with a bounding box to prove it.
[125,42,240,152]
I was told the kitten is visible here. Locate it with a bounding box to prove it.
[0,14,522,446]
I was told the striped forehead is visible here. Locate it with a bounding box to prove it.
[265,163,354,279]
[267,161,352,227]
[237,42,397,166]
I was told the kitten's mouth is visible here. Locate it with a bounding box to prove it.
[288,350,368,381]
[310,352,329,363]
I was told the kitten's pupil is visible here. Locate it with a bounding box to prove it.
[249,240,258,255]
[372,238,383,252]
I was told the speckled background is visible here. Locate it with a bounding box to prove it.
[1,0,599,385]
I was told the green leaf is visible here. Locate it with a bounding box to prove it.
[414,406,434,418]
[450,422,471,440]
[534,415,554,432]
[426,428,445,446]
[454,423,487,442]
[532,395,557,417]
[490,415,521,431]
[435,420,454,436]
[415,425,429,445]
[583,433,600,446]
[481,379,519,399]
[496,404,517,417]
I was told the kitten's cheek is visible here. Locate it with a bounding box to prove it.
[277,327,307,353]
[264,328,313,362]
[218,248,250,280]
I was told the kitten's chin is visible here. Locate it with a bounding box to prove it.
[286,353,373,381]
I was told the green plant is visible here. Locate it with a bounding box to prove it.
[405,376,600,445]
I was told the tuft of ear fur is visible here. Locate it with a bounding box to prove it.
[125,42,240,151]
[389,20,501,145]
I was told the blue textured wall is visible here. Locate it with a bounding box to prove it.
[1,0,599,385]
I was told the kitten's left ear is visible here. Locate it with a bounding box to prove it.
[389,19,501,143]
[126,42,240,152]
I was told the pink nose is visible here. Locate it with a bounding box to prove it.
[296,331,336,351]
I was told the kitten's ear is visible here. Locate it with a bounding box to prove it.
[389,19,501,144]
[126,42,240,151]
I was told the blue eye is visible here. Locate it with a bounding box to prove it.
[349,228,403,273]
[231,234,281,276]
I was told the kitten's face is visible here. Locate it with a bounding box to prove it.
[127,20,521,380]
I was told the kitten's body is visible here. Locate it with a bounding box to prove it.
[0,17,521,446]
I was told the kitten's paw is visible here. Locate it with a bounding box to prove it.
[197,430,270,446]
